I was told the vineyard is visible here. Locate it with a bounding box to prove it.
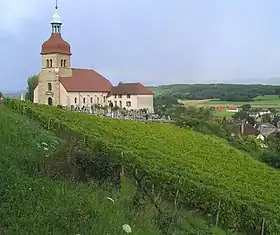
[4,98,280,234]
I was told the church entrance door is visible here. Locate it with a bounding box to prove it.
[48,97,53,106]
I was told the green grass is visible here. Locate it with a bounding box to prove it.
[5,99,280,233]
[201,95,280,107]
[213,110,235,117]
[1,104,236,235]
[0,105,159,235]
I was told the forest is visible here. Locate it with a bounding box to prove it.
[150,83,280,101]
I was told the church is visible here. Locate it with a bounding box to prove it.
[34,5,154,113]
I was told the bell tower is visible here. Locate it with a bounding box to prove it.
[35,0,72,106]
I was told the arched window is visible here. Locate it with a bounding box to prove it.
[119,100,122,108]
[61,59,63,67]
[46,59,49,67]
[103,96,106,103]
[90,97,93,103]
[64,60,66,67]
[48,97,53,106]
[48,83,52,91]
[83,98,86,104]
[74,97,77,104]
[50,59,53,67]
[97,97,100,104]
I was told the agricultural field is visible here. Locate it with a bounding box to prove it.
[0,104,237,234]
[183,95,280,108]
[4,99,280,234]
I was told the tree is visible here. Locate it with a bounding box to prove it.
[25,75,38,102]
[232,110,249,121]
[241,104,251,111]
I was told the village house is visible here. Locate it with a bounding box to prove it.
[226,106,239,112]
[34,5,154,113]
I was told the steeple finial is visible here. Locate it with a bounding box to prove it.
[51,0,62,33]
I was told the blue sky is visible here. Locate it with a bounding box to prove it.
[2,0,280,92]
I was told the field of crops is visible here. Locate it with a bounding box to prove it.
[193,95,280,108]
[4,99,280,234]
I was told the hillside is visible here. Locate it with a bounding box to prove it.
[4,99,280,233]
[150,83,280,101]
[1,104,240,235]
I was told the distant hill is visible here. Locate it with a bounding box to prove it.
[4,91,25,99]
[149,83,280,101]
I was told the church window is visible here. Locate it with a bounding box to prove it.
[48,83,52,91]
[97,97,100,104]
[83,98,86,104]
[74,97,77,103]
[90,97,93,103]
[61,59,63,67]
[64,60,66,67]
[46,59,49,67]
[50,59,53,67]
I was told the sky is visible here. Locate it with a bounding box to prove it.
[2,0,280,92]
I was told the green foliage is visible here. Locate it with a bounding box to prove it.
[150,84,280,101]
[25,75,38,102]
[1,104,239,235]
[241,104,251,111]
[0,105,162,234]
[4,99,280,233]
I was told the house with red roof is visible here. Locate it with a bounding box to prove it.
[34,5,154,113]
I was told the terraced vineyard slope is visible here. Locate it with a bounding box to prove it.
[1,104,237,235]
[4,99,280,234]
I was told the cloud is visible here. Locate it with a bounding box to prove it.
[0,0,49,37]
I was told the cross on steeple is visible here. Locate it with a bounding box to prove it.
[55,0,58,9]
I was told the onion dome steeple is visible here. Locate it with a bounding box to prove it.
[41,0,71,55]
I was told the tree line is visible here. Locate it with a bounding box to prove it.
[150,83,280,101]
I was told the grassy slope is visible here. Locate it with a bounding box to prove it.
[0,105,235,235]
[8,101,280,232]
[0,105,159,235]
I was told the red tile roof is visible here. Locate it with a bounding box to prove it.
[60,68,113,92]
[41,33,71,55]
[109,82,153,96]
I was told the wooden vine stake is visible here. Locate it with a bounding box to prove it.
[261,217,265,235]
[174,178,181,207]
[215,199,221,227]
[48,118,51,130]
[135,168,138,186]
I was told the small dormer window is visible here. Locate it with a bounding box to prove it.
[127,94,131,98]
[118,94,122,98]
